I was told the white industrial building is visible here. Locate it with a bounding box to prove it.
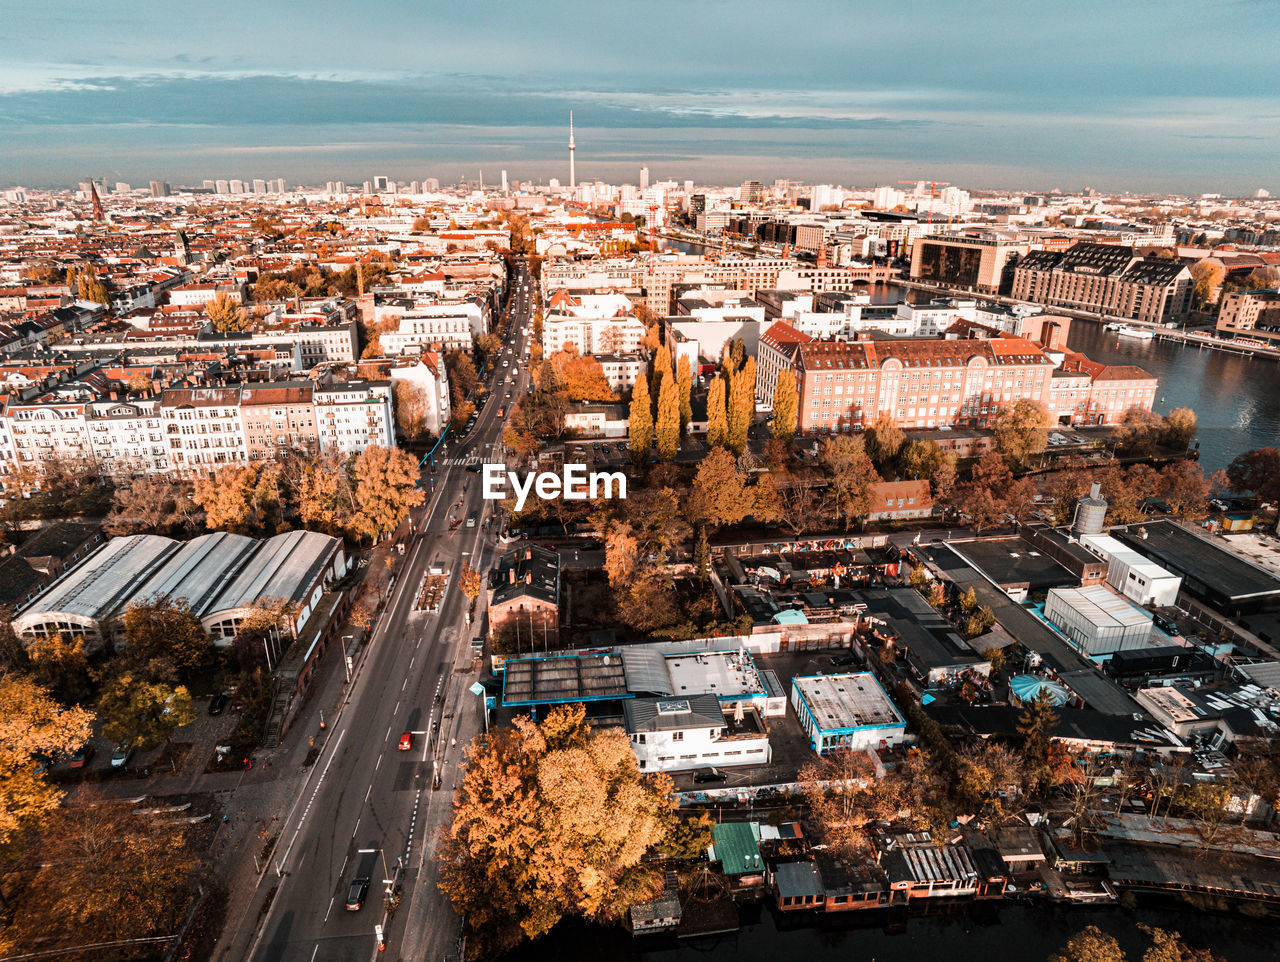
[12,530,348,650]
[790,672,907,755]
[1044,584,1154,657]
[1078,533,1181,607]
[624,694,772,774]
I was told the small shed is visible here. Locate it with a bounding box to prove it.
[710,821,764,877]
[774,860,825,911]
[629,894,681,934]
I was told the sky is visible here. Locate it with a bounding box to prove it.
[2,0,1278,193]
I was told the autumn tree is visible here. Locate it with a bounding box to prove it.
[690,449,756,529]
[193,464,259,532]
[99,672,196,750]
[693,527,710,581]
[771,370,797,444]
[1049,925,1126,962]
[349,446,425,542]
[655,373,680,461]
[122,598,214,679]
[628,373,653,465]
[1017,689,1061,764]
[459,564,483,600]
[727,358,756,455]
[3,793,196,951]
[821,435,880,528]
[555,353,616,402]
[799,748,900,857]
[393,380,429,442]
[650,343,672,405]
[298,449,358,535]
[1189,257,1225,308]
[436,704,675,956]
[992,399,1050,464]
[866,414,906,466]
[1160,459,1210,519]
[204,292,252,332]
[1227,447,1280,502]
[105,477,188,537]
[676,356,693,434]
[0,674,93,847]
[706,374,729,450]
[900,439,942,481]
[957,450,1015,532]
[74,266,111,306]
[1161,407,1198,451]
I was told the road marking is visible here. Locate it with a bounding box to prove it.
[375,753,382,771]
[365,784,372,802]
[402,678,408,691]
[323,899,333,924]
[385,725,392,740]
[352,817,360,837]
[273,727,347,875]
[394,700,400,715]
[409,656,415,669]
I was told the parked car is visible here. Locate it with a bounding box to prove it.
[110,745,133,769]
[694,768,728,784]
[209,693,230,715]
[398,732,413,751]
[69,744,95,768]
[345,877,371,911]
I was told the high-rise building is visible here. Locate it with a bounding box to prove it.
[335,181,346,194]
[202,180,215,190]
[640,166,649,191]
[252,179,267,194]
[229,179,245,194]
[215,179,230,194]
[149,180,171,198]
[568,111,576,190]
[501,170,508,195]
[363,181,373,194]
[114,182,131,194]
[740,180,764,204]
[410,181,421,194]
[373,175,390,192]
[425,178,440,191]
[271,178,286,193]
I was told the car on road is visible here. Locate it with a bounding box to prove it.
[345,877,370,911]
[69,744,95,768]
[466,512,478,527]
[465,462,482,473]
[398,732,414,751]
[209,693,230,715]
[694,768,728,784]
[110,744,133,768]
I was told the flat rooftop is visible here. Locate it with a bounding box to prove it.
[1112,521,1280,605]
[951,537,1077,590]
[502,652,629,706]
[793,672,903,732]
[1048,585,1152,629]
[665,649,765,700]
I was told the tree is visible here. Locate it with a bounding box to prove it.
[692,527,710,581]
[676,356,693,435]
[1161,407,1198,451]
[931,457,959,508]
[204,292,252,332]
[900,439,942,481]
[349,446,425,542]
[0,674,93,847]
[821,435,880,528]
[603,521,642,588]
[436,704,675,956]
[1189,257,1225,308]
[553,353,615,402]
[690,449,756,529]
[393,380,429,443]
[2,792,196,950]
[122,598,214,678]
[655,812,715,859]
[964,606,996,639]
[866,414,906,466]
[251,276,301,301]
[459,564,483,600]
[193,464,258,532]
[1049,925,1126,962]
[706,374,729,450]
[1161,460,1210,519]
[1017,689,1061,763]
[958,450,1015,532]
[74,266,111,306]
[628,374,652,465]
[650,343,672,405]
[992,399,1050,464]
[655,373,680,461]
[1227,447,1280,502]
[98,673,196,749]
[727,359,756,455]
[771,371,798,444]
[298,450,357,535]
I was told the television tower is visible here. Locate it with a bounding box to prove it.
[568,111,576,191]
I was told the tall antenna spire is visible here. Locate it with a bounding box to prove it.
[568,110,576,192]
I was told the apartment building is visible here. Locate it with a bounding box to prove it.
[161,387,249,473]
[909,235,1030,295]
[1010,243,1192,323]
[313,381,395,455]
[387,353,451,436]
[239,382,318,461]
[5,399,92,469]
[755,321,813,410]
[541,290,645,355]
[381,308,479,354]
[85,398,167,474]
[1216,289,1280,345]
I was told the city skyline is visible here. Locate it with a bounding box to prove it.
[3,1,1279,192]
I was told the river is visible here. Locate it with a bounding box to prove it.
[508,900,1279,962]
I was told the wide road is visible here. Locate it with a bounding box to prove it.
[225,259,538,962]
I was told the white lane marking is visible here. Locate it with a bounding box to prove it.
[375,753,382,771]
[274,727,347,872]
[352,817,360,837]
[365,784,372,802]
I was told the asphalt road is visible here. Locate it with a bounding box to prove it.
[223,260,537,962]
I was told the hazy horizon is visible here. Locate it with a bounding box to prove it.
[3,1,1279,194]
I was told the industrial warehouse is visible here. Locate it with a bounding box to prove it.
[12,530,349,649]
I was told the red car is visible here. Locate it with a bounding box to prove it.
[398,732,413,751]
[69,745,95,768]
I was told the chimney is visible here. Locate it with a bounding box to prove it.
[508,568,516,584]
[1089,481,1101,500]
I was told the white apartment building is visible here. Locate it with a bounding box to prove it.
[5,400,92,470]
[168,282,247,307]
[314,381,395,455]
[85,398,167,474]
[161,387,249,474]
[388,353,452,436]
[595,353,647,393]
[381,308,479,354]
[542,313,646,356]
[624,695,772,774]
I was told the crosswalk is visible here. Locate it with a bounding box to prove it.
[440,456,481,467]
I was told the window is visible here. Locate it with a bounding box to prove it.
[671,731,683,742]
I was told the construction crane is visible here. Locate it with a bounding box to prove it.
[898,180,951,225]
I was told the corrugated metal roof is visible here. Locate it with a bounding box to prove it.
[711,822,763,876]
[19,534,178,621]
[623,694,724,733]
[209,530,339,616]
[621,647,675,697]
[131,532,260,617]
[901,844,977,883]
